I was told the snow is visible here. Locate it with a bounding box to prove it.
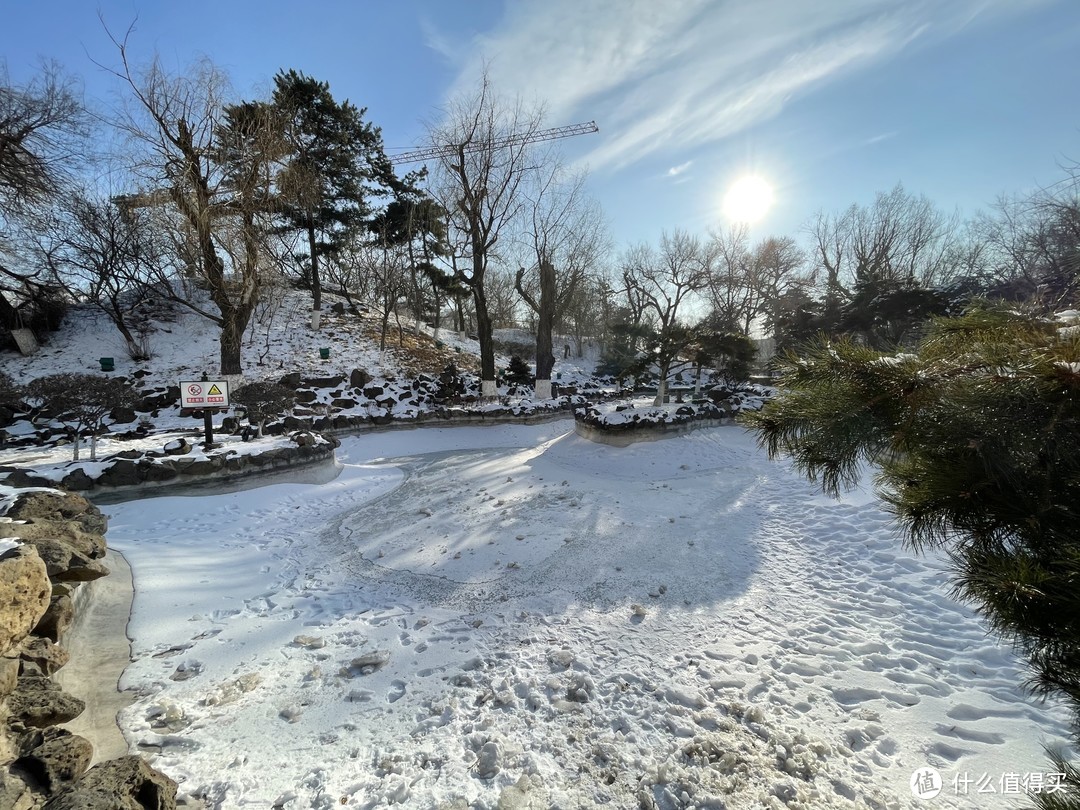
[0,294,1071,808]
[98,423,1068,809]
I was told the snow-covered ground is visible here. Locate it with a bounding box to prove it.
[100,421,1069,810]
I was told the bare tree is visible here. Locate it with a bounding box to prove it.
[621,230,713,406]
[428,73,544,398]
[807,184,959,319]
[363,219,410,351]
[750,236,810,339]
[0,60,86,217]
[102,34,284,375]
[514,163,606,397]
[706,224,758,334]
[31,188,164,355]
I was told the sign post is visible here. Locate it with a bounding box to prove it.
[179,376,231,451]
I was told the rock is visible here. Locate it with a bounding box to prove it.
[362,385,384,399]
[291,432,315,448]
[349,650,389,672]
[278,372,302,389]
[6,493,106,535]
[475,741,501,779]
[109,406,137,424]
[0,769,37,810]
[15,537,108,583]
[18,637,70,677]
[349,368,372,390]
[8,676,85,727]
[294,390,318,405]
[0,654,20,696]
[302,375,345,390]
[33,593,74,643]
[330,301,345,315]
[59,469,94,491]
[15,728,93,795]
[43,756,177,810]
[0,521,106,560]
[330,398,356,409]
[0,545,51,652]
[162,439,189,456]
[96,460,141,487]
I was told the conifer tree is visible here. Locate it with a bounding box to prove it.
[744,306,1080,807]
[271,70,401,327]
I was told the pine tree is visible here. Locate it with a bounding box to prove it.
[744,306,1080,808]
[271,70,402,323]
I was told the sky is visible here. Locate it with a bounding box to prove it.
[3,0,1079,251]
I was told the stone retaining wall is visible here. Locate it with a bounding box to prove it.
[573,415,733,446]
[0,490,176,809]
[2,433,338,502]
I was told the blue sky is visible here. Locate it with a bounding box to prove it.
[4,0,1079,249]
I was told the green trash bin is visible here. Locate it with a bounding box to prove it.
[319,347,330,360]
[99,357,115,372]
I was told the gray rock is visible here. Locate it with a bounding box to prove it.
[0,545,51,653]
[15,728,93,794]
[0,769,37,810]
[8,676,85,727]
[350,368,372,389]
[43,756,177,810]
[33,593,74,643]
[18,637,70,677]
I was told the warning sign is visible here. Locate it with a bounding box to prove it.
[179,379,231,409]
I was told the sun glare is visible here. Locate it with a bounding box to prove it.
[722,175,774,224]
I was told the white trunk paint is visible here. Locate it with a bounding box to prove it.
[653,378,667,407]
[534,379,553,400]
[481,379,497,399]
[310,309,322,331]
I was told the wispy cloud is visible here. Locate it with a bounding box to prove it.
[864,132,899,146]
[667,161,693,177]
[439,0,1040,172]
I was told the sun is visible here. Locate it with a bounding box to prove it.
[722,175,774,224]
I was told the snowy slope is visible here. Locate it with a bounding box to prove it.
[100,424,1069,810]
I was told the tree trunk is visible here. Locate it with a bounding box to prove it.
[71,434,80,462]
[654,359,670,407]
[308,222,322,318]
[534,260,557,382]
[220,314,245,376]
[473,285,496,397]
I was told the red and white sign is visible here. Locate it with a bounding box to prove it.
[179,379,230,409]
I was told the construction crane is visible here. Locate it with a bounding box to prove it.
[388,120,598,165]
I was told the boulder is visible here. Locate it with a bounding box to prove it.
[302,375,345,390]
[42,756,177,810]
[15,728,93,795]
[349,368,372,389]
[277,372,302,389]
[108,407,137,425]
[162,439,189,457]
[13,538,108,583]
[94,461,141,488]
[362,385,384,399]
[0,523,105,561]
[6,493,106,536]
[32,593,74,643]
[0,546,51,653]
[58,469,94,492]
[0,769,37,810]
[331,398,356,409]
[8,676,84,727]
[18,637,70,677]
[0,654,20,697]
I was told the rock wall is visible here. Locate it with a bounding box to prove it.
[0,490,176,809]
[2,431,338,499]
